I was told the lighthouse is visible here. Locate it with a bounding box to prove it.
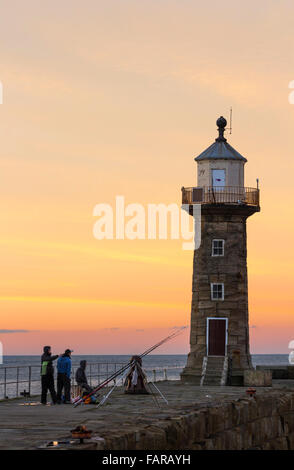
[181,117,260,386]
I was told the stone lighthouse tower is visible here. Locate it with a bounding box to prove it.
[181,116,260,386]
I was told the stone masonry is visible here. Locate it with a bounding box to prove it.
[1,382,294,450]
[181,203,259,385]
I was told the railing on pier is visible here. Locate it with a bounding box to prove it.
[0,363,184,400]
[181,186,259,206]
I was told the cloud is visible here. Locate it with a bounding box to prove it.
[0,294,187,309]
[0,239,190,268]
[0,329,31,334]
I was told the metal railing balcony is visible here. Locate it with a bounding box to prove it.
[181,186,259,206]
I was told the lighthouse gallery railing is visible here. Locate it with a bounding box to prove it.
[181,186,259,206]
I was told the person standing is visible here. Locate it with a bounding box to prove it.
[56,349,72,403]
[41,346,59,405]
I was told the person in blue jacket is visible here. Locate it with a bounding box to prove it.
[56,349,72,403]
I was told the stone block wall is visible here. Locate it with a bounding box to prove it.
[244,370,272,387]
[182,205,257,383]
[92,391,294,450]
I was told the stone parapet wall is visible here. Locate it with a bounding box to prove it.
[244,370,272,387]
[257,366,294,380]
[92,391,294,450]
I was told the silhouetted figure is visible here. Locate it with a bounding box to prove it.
[56,349,72,403]
[41,346,58,405]
[75,360,92,393]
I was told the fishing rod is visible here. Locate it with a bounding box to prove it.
[73,326,186,407]
[95,330,183,409]
[72,359,135,406]
[96,360,162,410]
[149,381,168,405]
[136,362,168,407]
[96,366,131,409]
[140,327,185,359]
[73,328,182,407]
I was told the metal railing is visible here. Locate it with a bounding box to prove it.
[0,363,184,400]
[182,186,259,206]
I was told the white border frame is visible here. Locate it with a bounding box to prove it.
[206,317,228,356]
[210,282,224,300]
[211,239,225,257]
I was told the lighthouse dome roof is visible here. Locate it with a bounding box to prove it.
[194,116,247,163]
[195,140,247,162]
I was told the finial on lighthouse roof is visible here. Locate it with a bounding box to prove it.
[194,115,247,162]
[216,116,227,142]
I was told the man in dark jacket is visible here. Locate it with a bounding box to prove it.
[56,349,72,403]
[41,346,59,405]
[75,360,92,393]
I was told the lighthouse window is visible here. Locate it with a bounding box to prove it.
[212,239,225,256]
[211,283,224,300]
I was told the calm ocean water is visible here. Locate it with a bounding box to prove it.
[0,353,291,368]
[0,354,290,399]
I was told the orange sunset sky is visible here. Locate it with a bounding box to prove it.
[0,0,294,355]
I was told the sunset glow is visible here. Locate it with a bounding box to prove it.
[1,0,294,354]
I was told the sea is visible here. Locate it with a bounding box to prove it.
[0,354,290,399]
[1,354,291,369]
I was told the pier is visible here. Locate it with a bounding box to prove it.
[1,380,294,450]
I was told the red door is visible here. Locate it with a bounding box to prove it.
[208,319,226,356]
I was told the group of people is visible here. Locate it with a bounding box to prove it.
[41,346,150,405]
[41,346,91,405]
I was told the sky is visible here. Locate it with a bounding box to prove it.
[0,0,294,355]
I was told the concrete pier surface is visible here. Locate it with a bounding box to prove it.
[0,380,293,450]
